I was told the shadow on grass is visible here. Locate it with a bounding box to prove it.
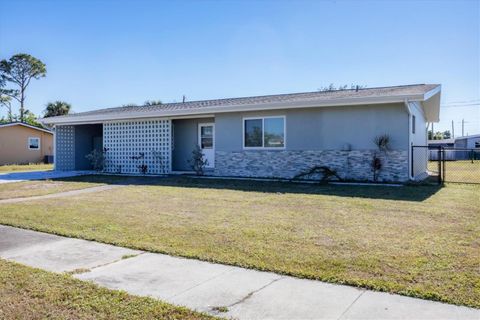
[55,174,443,202]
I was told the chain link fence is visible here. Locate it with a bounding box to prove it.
[412,146,480,184]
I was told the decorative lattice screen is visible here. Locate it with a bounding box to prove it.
[55,125,75,171]
[103,119,171,174]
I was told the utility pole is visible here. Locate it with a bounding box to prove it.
[462,119,464,136]
[451,120,454,138]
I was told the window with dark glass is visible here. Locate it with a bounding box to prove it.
[200,125,213,149]
[412,115,416,134]
[244,119,263,147]
[244,117,285,148]
[28,137,40,150]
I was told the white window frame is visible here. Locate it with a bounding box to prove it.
[198,122,215,150]
[242,115,286,150]
[28,137,41,150]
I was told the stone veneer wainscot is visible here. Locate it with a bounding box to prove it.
[214,150,409,182]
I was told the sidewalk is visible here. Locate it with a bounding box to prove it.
[0,184,122,204]
[0,225,478,319]
[0,170,94,184]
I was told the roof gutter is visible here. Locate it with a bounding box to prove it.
[403,99,413,116]
[404,99,414,180]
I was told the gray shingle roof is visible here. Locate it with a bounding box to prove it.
[44,84,440,121]
[0,122,53,134]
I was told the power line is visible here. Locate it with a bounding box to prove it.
[441,103,480,108]
[442,99,480,104]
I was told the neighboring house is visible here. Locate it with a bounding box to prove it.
[0,122,53,165]
[428,135,480,149]
[41,84,441,182]
[455,134,480,160]
[454,134,480,149]
[429,134,480,160]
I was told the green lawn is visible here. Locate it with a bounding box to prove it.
[428,160,480,184]
[0,176,478,308]
[443,160,480,183]
[0,259,215,320]
[0,163,54,173]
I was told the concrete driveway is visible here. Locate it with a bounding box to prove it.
[0,225,478,320]
[0,170,94,184]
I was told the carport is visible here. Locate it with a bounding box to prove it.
[74,124,103,170]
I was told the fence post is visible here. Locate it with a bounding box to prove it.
[411,145,414,179]
[437,147,442,185]
[441,147,445,185]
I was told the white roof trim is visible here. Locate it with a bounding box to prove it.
[423,85,441,101]
[43,92,440,125]
[0,122,53,134]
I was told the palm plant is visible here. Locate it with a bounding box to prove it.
[44,101,71,117]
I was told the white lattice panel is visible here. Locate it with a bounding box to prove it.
[103,119,171,174]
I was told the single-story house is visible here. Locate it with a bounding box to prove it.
[0,122,53,165]
[428,134,480,149]
[41,84,441,182]
[454,134,480,149]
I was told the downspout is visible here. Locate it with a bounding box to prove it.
[53,125,56,171]
[404,99,413,180]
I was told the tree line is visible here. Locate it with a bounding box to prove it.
[0,53,71,127]
[428,130,452,140]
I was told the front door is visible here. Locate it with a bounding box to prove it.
[198,123,214,168]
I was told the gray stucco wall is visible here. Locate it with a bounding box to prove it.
[74,124,103,170]
[172,118,214,171]
[213,103,410,182]
[215,103,409,151]
[410,102,428,179]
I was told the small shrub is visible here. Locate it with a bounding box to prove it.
[371,153,382,182]
[370,134,391,182]
[373,134,391,152]
[131,153,147,174]
[188,145,208,175]
[138,164,148,174]
[152,150,166,174]
[85,148,107,171]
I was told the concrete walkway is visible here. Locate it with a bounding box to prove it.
[0,170,95,184]
[0,225,477,320]
[0,184,123,204]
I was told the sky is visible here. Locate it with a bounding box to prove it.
[1,0,479,135]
